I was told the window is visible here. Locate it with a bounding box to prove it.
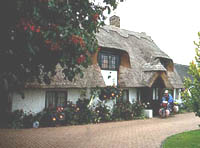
[122,90,129,102]
[152,88,159,100]
[98,51,120,70]
[45,91,67,108]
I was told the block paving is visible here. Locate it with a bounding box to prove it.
[0,113,199,148]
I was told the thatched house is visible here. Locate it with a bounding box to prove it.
[10,15,183,114]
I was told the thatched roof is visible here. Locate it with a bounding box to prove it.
[25,64,106,88]
[96,25,183,88]
[26,25,183,89]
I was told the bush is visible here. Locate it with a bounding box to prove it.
[132,101,145,118]
[23,113,34,128]
[112,101,133,121]
[92,102,112,123]
[74,99,93,124]
[112,101,145,120]
[64,101,78,125]
[7,109,24,129]
[5,98,146,129]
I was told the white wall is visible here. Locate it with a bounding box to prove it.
[67,88,82,104]
[11,89,46,114]
[11,88,89,114]
[129,88,137,103]
[101,70,118,86]
[11,87,139,114]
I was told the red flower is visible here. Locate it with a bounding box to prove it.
[77,54,86,64]
[71,35,79,44]
[36,28,40,33]
[93,13,99,21]
[77,58,81,64]
[24,26,28,31]
[30,25,35,31]
[71,35,85,48]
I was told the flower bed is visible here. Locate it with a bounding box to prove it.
[6,99,145,129]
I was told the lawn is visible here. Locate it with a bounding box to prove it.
[162,130,200,148]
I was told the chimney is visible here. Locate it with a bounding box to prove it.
[109,15,120,28]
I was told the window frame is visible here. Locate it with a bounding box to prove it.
[45,91,68,109]
[122,89,129,103]
[98,51,120,71]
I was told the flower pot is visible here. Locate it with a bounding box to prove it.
[144,109,153,118]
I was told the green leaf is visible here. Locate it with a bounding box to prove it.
[27,43,35,55]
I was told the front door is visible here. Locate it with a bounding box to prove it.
[141,76,166,116]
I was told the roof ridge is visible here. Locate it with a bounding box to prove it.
[101,25,153,42]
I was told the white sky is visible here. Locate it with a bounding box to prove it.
[104,0,200,65]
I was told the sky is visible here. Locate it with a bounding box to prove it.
[104,0,200,65]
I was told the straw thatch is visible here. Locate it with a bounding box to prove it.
[26,25,183,89]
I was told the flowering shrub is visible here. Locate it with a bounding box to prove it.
[92,103,112,123]
[73,99,93,124]
[142,101,151,109]
[91,86,123,101]
[0,0,124,99]
[132,101,145,118]
[112,101,134,121]
[5,99,145,129]
[63,101,77,125]
[112,101,145,120]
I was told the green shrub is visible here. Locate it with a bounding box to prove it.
[76,99,94,124]
[92,102,111,123]
[132,101,145,118]
[64,101,78,125]
[23,113,34,128]
[112,101,133,121]
[7,109,24,129]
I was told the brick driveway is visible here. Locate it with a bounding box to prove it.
[0,113,199,148]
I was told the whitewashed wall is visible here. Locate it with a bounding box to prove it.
[129,88,137,103]
[11,87,139,114]
[11,89,46,114]
[101,70,118,86]
[11,88,91,113]
[67,88,83,103]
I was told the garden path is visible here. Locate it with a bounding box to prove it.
[0,113,199,148]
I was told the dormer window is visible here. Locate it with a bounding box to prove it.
[160,58,174,72]
[98,51,120,70]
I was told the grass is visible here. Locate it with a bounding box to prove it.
[162,130,200,148]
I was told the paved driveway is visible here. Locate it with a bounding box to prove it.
[0,113,199,148]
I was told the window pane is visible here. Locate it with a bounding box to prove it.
[98,51,120,70]
[122,90,129,102]
[109,55,116,70]
[46,91,67,108]
[101,54,108,69]
[46,92,56,108]
[57,92,67,107]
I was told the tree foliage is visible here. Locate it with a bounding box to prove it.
[182,32,200,117]
[0,0,123,92]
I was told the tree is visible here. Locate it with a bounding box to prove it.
[182,32,200,117]
[0,0,123,125]
[0,0,123,91]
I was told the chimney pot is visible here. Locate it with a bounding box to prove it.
[109,15,120,28]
